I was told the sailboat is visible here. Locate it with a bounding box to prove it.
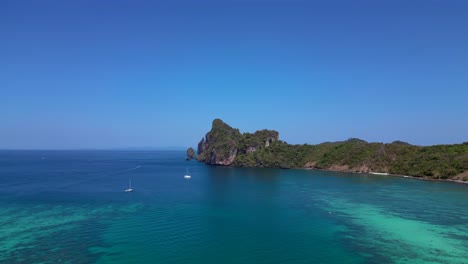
[184,168,191,179]
[125,178,133,192]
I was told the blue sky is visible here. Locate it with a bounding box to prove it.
[1,0,467,149]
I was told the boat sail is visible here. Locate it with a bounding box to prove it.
[184,168,191,179]
[125,178,133,192]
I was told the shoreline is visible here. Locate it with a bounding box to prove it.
[203,162,468,186]
[303,167,468,185]
[200,160,468,186]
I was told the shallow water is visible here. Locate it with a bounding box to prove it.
[0,150,467,263]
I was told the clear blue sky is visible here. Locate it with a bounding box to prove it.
[1,0,467,149]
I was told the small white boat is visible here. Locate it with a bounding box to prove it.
[125,178,133,192]
[370,172,389,175]
[184,168,191,179]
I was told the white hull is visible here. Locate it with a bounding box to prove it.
[184,175,191,179]
[125,188,133,192]
[370,172,389,175]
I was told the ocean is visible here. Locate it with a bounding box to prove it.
[0,150,467,263]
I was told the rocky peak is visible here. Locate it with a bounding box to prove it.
[196,118,242,165]
[196,119,279,166]
[242,129,279,152]
[186,147,195,160]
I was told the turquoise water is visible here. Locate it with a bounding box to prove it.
[0,151,467,263]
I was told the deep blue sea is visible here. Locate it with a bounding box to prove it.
[0,150,467,263]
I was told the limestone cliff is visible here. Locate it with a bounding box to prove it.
[196,119,241,165]
[196,119,278,166]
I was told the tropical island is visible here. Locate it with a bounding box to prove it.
[194,119,468,182]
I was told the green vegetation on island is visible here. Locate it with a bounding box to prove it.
[196,119,468,181]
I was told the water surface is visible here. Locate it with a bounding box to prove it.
[0,150,467,263]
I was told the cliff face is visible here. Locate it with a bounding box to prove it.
[196,119,468,181]
[196,119,278,166]
[196,119,241,165]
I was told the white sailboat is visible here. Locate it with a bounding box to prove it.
[184,168,191,179]
[125,178,133,192]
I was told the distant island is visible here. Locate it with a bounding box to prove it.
[195,119,468,182]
